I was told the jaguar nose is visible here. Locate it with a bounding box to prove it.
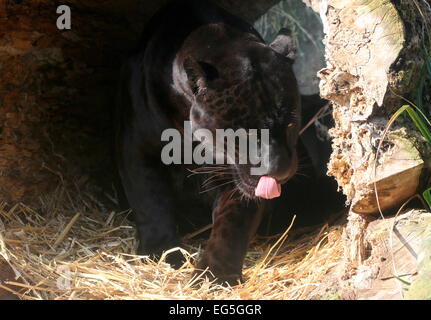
[264,147,297,183]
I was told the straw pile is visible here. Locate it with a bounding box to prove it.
[0,185,344,300]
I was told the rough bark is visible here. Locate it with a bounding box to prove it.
[314,0,431,214]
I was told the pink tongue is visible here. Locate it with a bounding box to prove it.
[255,176,281,199]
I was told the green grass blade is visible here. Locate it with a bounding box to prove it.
[415,65,426,109]
[394,276,411,286]
[405,106,431,143]
[423,188,431,210]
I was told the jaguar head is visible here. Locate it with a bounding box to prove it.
[183,27,301,199]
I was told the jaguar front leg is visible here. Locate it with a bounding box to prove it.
[195,190,265,285]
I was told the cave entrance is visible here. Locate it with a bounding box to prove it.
[0,0,346,236]
[252,1,346,234]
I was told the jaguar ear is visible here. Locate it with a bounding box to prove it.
[270,28,298,62]
[183,57,219,95]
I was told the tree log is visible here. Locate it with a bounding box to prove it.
[302,0,431,220]
[314,0,431,215]
[301,0,431,268]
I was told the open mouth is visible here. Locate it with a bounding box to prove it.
[221,163,295,200]
[235,180,258,199]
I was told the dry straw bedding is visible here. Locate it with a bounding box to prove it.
[0,186,343,300]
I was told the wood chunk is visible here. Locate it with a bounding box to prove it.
[352,133,425,215]
[352,211,431,300]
